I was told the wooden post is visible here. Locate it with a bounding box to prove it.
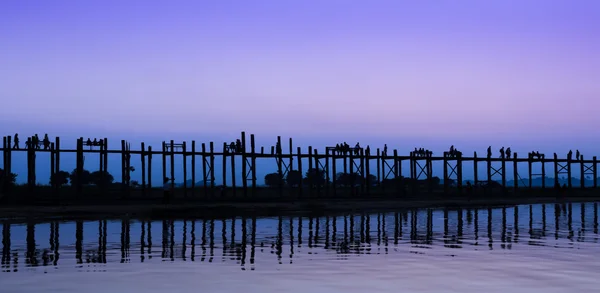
[1,137,6,188]
[230,142,236,198]
[250,134,257,196]
[191,141,196,197]
[593,156,597,188]
[241,132,248,197]
[528,153,533,188]
[76,137,84,197]
[581,155,585,188]
[541,155,546,189]
[315,149,321,197]
[513,153,518,191]
[567,154,572,188]
[394,150,400,194]
[222,142,227,189]
[297,147,303,197]
[443,153,449,193]
[121,140,126,195]
[553,153,559,187]
[103,138,108,192]
[288,138,293,175]
[487,153,492,184]
[148,145,152,191]
[162,141,167,189]
[170,140,175,192]
[141,142,146,197]
[332,147,337,196]
[182,141,187,198]
[55,137,61,197]
[325,148,330,195]
[365,148,370,195]
[201,143,208,196]
[473,152,478,184]
[209,142,215,194]
[308,146,313,197]
[277,136,283,197]
[6,136,11,177]
[457,153,463,190]
[376,148,381,188]
[501,153,506,188]
[50,142,55,190]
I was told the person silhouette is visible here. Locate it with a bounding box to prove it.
[43,134,50,150]
[86,138,92,147]
[567,150,573,161]
[499,147,505,158]
[33,134,40,149]
[13,133,19,149]
[93,138,98,147]
[576,150,580,160]
[506,147,511,158]
[365,145,370,156]
[383,144,388,156]
[487,146,492,158]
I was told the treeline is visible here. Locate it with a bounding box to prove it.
[264,168,378,187]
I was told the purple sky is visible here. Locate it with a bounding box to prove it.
[1,0,599,183]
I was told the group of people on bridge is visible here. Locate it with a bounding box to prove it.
[413,148,432,157]
[567,150,583,161]
[487,146,512,159]
[334,142,366,156]
[447,145,462,158]
[225,139,243,154]
[11,133,52,150]
[85,138,105,149]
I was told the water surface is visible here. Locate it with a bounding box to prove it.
[1,202,600,293]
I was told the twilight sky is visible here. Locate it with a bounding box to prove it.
[1,0,599,183]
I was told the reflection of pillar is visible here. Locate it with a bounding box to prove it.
[2,223,11,267]
[75,221,83,264]
[27,223,37,266]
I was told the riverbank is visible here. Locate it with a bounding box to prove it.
[1,195,598,223]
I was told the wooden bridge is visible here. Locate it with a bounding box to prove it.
[1,132,598,199]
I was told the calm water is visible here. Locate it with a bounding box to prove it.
[1,203,600,293]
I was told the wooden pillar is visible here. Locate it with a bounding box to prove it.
[580,155,585,188]
[297,147,303,197]
[241,132,248,197]
[209,142,215,194]
[288,138,293,174]
[170,140,175,191]
[457,153,463,190]
[394,150,400,194]
[141,142,146,196]
[365,149,370,195]
[513,153,518,191]
[325,148,331,195]
[201,143,208,196]
[55,137,61,197]
[222,142,227,189]
[230,142,236,198]
[250,134,257,196]
[473,152,478,184]
[331,148,337,196]
[501,154,506,188]
[102,138,108,191]
[443,153,448,192]
[182,141,187,198]
[376,148,381,188]
[148,145,152,191]
[50,142,55,190]
[76,137,84,197]
[191,141,196,197]
[567,155,572,189]
[162,141,167,188]
[277,136,283,197]
[315,149,321,197]
[541,155,546,189]
[486,154,492,184]
[308,146,313,196]
[593,156,597,188]
[6,136,11,177]
[553,153,560,187]
[528,154,533,188]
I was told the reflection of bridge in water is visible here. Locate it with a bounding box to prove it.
[1,202,599,272]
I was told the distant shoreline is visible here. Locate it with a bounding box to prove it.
[0,195,598,223]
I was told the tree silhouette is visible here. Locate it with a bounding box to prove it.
[69,169,91,186]
[305,168,326,186]
[286,170,302,187]
[264,172,284,187]
[50,170,70,186]
[367,174,377,186]
[0,168,17,186]
[89,170,114,186]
